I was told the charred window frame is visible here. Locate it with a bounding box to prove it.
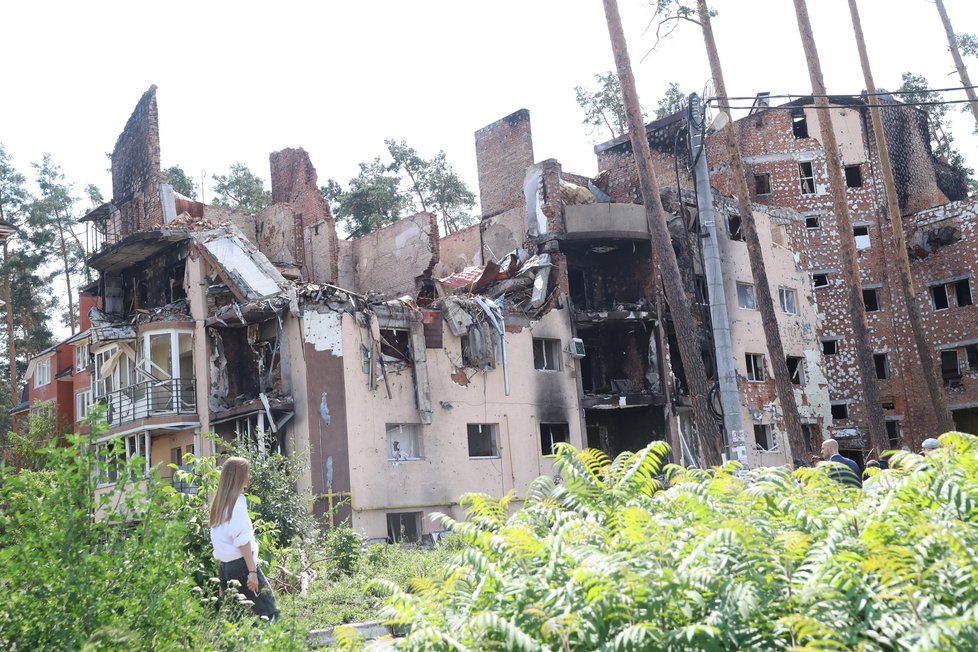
[885,419,901,448]
[379,328,412,364]
[941,349,961,386]
[728,213,744,241]
[798,161,816,195]
[830,402,849,421]
[862,286,881,312]
[805,215,821,230]
[821,338,839,355]
[966,344,978,371]
[540,422,570,456]
[844,165,863,188]
[754,173,772,196]
[955,279,973,307]
[387,512,422,543]
[792,113,809,139]
[754,424,774,451]
[813,272,830,289]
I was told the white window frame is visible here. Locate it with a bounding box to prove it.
[96,431,150,488]
[466,423,499,459]
[386,423,423,461]
[778,287,797,315]
[799,161,816,195]
[34,357,52,388]
[75,389,92,423]
[532,338,561,371]
[737,283,757,310]
[75,341,90,372]
[540,422,570,457]
[745,353,766,382]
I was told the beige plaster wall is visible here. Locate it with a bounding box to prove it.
[804,105,867,166]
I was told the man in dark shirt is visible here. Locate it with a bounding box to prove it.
[820,438,862,488]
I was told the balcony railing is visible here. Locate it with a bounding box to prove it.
[98,378,197,427]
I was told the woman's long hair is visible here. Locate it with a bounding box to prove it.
[209,456,251,528]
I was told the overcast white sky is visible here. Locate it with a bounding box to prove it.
[2,0,976,209]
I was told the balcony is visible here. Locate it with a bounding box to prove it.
[99,378,197,428]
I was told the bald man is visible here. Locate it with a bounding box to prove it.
[820,438,862,488]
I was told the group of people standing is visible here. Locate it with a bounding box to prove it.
[803,436,943,489]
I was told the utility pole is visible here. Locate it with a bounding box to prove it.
[792,0,889,456]
[847,0,954,441]
[687,93,746,462]
[602,0,724,467]
[695,0,809,460]
[934,0,978,132]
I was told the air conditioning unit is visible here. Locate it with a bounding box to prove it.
[567,338,586,358]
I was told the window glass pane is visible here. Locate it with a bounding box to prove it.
[737,284,756,310]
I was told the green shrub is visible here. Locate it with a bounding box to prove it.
[375,435,978,651]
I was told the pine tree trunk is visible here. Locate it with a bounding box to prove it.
[3,242,15,405]
[56,215,77,334]
[935,0,978,132]
[696,0,808,459]
[848,0,954,444]
[792,0,889,456]
[603,0,724,467]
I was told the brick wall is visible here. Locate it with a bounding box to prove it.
[110,86,164,235]
[475,109,534,218]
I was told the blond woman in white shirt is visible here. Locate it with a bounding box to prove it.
[208,456,278,619]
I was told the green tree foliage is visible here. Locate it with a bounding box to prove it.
[654,81,688,119]
[958,33,978,58]
[211,163,272,215]
[325,142,475,238]
[898,72,977,193]
[164,164,198,199]
[575,71,634,140]
[375,437,978,650]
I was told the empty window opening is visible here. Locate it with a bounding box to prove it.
[941,350,961,384]
[854,225,871,250]
[379,329,411,363]
[799,161,815,195]
[874,353,889,379]
[885,420,901,448]
[813,273,829,288]
[805,216,821,229]
[467,423,499,458]
[779,287,797,315]
[844,165,863,188]
[540,422,570,456]
[387,512,422,544]
[954,279,973,307]
[737,283,757,310]
[754,424,774,451]
[831,402,849,421]
[932,284,949,311]
[863,287,881,312]
[728,214,744,241]
[754,173,772,195]
[533,338,561,371]
[822,339,839,355]
[387,424,422,461]
[746,353,766,382]
[966,344,978,371]
[786,356,805,385]
[792,114,809,139]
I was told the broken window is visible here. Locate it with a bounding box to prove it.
[786,356,805,385]
[844,165,863,188]
[941,349,961,384]
[380,328,411,363]
[854,225,871,250]
[533,338,561,371]
[540,422,570,456]
[754,173,772,195]
[874,352,889,379]
[805,215,821,229]
[779,287,797,315]
[932,284,949,310]
[886,420,901,448]
[745,353,766,382]
[831,402,849,421]
[467,423,499,458]
[386,424,422,461]
[799,161,815,195]
[955,278,973,307]
[728,213,744,241]
[813,273,829,289]
[737,283,757,310]
[792,113,809,139]
[966,344,978,371]
[822,339,839,355]
[387,512,422,544]
[754,424,773,451]
[863,287,881,312]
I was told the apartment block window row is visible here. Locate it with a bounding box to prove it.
[939,344,978,388]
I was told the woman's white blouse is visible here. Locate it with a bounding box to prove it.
[210,494,259,565]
